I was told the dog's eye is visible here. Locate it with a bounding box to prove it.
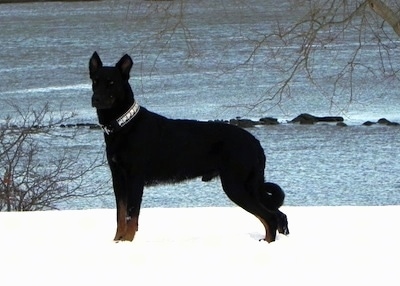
[108,81,114,86]
[92,79,97,85]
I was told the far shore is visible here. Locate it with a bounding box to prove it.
[0,0,99,4]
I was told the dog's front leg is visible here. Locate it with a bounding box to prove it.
[110,163,132,241]
[122,179,144,241]
[114,200,140,242]
[114,198,129,241]
[113,174,144,242]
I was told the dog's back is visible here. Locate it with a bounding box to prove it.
[109,106,266,187]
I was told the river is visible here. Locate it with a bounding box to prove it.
[1,0,399,208]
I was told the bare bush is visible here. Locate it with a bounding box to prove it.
[0,102,107,211]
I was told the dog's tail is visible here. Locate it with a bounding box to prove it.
[258,182,285,210]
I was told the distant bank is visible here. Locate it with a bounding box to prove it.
[0,0,99,3]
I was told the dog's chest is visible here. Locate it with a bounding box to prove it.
[105,135,143,167]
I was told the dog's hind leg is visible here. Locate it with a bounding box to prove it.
[255,212,278,243]
[219,174,278,243]
[259,182,289,235]
[276,210,289,235]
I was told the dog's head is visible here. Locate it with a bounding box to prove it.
[89,52,133,109]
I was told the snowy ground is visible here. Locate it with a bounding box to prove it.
[1,206,399,285]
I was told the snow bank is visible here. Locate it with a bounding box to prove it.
[1,206,399,285]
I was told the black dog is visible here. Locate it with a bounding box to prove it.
[89,52,289,242]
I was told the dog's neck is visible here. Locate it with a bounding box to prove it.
[97,100,140,135]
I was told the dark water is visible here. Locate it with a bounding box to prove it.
[51,123,400,209]
[1,0,400,208]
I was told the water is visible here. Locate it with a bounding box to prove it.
[1,0,400,208]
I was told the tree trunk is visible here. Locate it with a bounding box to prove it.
[368,0,400,37]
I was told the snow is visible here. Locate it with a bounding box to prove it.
[1,206,399,285]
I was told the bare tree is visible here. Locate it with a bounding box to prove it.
[124,0,400,113]
[0,102,107,211]
[252,0,400,110]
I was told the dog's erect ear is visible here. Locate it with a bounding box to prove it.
[116,54,133,80]
[89,52,103,76]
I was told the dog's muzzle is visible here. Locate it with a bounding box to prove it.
[92,94,114,109]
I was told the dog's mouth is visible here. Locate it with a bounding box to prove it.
[92,102,111,110]
[92,96,114,109]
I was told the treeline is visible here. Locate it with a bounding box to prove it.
[0,0,98,4]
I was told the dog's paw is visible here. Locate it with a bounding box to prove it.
[276,211,289,235]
